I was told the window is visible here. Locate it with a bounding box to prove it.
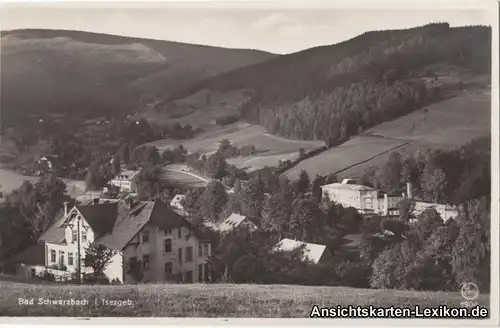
[143,255,150,270]
[165,262,173,275]
[72,231,77,243]
[203,244,209,256]
[198,244,202,257]
[164,239,172,253]
[165,229,172,235]
[50,250,56,263]
[68,253,74,266]
[178,248,183,264]
[178,227,182,239]
[30,268,36,278]
[204,264,209,282]
[59,251,65,265]
[185,247,193,262]
[82,231,87,242]
[142,231,149,244]
[185,270,193,283]
[198,264,203,282]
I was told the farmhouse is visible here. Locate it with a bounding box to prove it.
[217,213,260,233]
[110,170,140,193]
[271,238,333,266]
[26,198,211,283]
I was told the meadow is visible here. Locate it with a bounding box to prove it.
[0,279,489,317]
[285,88,490,180]
[0,168,86,199]
[158,164,209,189]
[284,136,407,180]
[147,122,325,172]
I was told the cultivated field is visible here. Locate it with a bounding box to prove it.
[285,88,490,180]
[159,164,209,189]
[0,279,489,317]
[147,122,325,172]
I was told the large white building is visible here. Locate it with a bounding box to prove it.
[22,199,212,283]
[321,180,458,221]
[110,170,140,193]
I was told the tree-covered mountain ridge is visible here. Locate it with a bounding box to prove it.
[161,23,491,145]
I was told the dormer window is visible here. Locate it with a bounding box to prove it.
[82,231,87,242]
[142,231,150,244]
[72,231,77,243]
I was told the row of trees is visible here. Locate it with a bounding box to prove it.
[361,137,490,205]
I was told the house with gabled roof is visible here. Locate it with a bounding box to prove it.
[271,238,333,266]
[34,198,212,283]
[217,213,259,233]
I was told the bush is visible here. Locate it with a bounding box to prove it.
[83,273,110,285]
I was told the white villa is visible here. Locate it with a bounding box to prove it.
[110,170,140,193]
[15,198,211,283]
[321,179,458,221]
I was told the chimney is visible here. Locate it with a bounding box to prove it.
[383,194,389,216]
[406,182,413,199]
[63,202,68,216]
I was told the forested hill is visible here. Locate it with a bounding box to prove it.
[1,29,275,128]
[162,23,491,146]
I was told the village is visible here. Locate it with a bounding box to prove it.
[8,154,459,285]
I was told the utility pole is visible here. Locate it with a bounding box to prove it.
[77,215,82,284]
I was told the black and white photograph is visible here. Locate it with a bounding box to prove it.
[0,0,497,323]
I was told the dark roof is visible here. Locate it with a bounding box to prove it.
[39,199,195,251]
[96,200,194,250]
[76,202,120,237]
[11,243,45,265]
[38,208,67,244]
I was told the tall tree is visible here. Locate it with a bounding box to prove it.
[205,151,227,179]
[420,166,447,203]
[200,180,228,222]
[83,243,117,277]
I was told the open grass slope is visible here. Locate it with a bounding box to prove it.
[147,122,325,172]
[1,29,275,127]
[159,164,209,189]
[0,280,489,317]
[285,84,490,180]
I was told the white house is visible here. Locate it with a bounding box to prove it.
[217,213,259,233]
[110,170,140,193]
[271,238,333,266]
[33,198,211,284]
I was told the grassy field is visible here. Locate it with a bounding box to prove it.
[0,168,85,199]
[147,122,325,172]
[158,164,209,189]
[0,279,489,317]
[285,136,407,180]
[285,88,490,180]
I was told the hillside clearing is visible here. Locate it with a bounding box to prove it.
[147,122,325,172]
[0,280,489,317]
[285,89,490,180]
[285,136,407,180]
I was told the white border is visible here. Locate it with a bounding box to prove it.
[0,0,498,327]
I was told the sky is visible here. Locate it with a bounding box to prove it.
[0,2,494,54]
